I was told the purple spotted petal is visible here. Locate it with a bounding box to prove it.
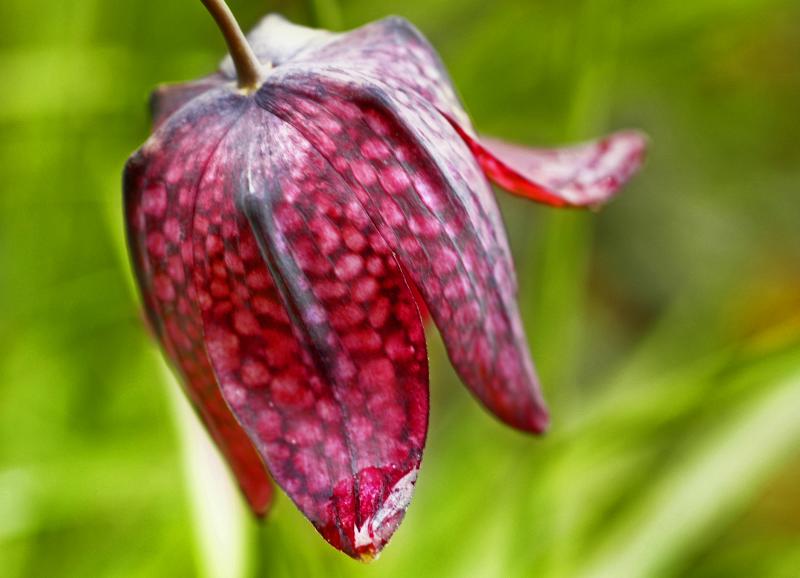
[257,72,549,433]
[124,91,273,515]
[188,103,428,560]
[297,17,472,128]
[124,11,647,561]
[450,120,648,207]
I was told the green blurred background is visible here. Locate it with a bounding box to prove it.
[2,0,799,576]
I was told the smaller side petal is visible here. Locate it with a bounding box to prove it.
[149,74,226,130]
[447,116,647,207]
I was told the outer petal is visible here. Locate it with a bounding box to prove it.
[295,16,471,128]
[257,72,549,433]
[294,22,514,286]
[450,121,648,207]
[190,105,428,560]
[124,90,273,514]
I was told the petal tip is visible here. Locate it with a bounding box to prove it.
[249,494,273,518]
[614,128,650,165]
[320,466,419,560]
[532,408,551,435]
[354,466,417,559]
[521,403,551,435]
[500,396,550,435]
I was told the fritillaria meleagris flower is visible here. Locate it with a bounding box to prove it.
[124,4,646,560]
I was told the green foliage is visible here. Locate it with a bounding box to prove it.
[1,0,799,576]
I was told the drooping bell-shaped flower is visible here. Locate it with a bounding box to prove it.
[124,2,646,561]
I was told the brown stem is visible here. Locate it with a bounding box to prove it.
[200,0,264,91]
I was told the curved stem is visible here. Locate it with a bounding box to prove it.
[200,0,264,91]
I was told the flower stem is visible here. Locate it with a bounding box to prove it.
[200,0,264,91]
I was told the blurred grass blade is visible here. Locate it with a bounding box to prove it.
[528,211,591,391]
[577,367,800,578]
[164,364,250,578]
[105,162,249,578]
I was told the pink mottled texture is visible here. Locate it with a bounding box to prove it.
[124,92,273,515]
[195,108,427,558]
[257,77,547,433]
[449,119,648,208]
[124,13,646,560]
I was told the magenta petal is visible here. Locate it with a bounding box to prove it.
[299,16,472,128]
[124,90,273,515]
[257,73,549,434]
[189,106,428,560]
[449,119,648,207]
